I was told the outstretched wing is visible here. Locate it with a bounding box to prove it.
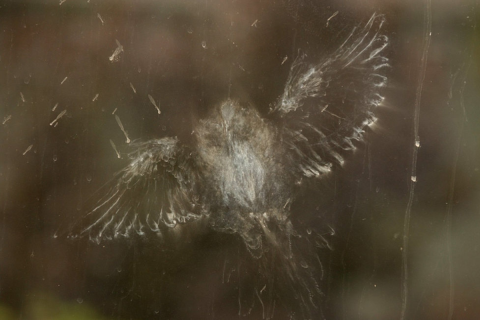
[273,13,388,178]
[70,137,204,243]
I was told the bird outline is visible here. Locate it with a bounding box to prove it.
[67,12,388,319]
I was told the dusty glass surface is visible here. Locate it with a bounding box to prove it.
[0,1,479,319]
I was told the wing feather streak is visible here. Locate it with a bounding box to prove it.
[69,137,204,242]
[273,13,388,178]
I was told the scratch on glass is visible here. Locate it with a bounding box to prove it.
[50,110,67,126]
[148,94,161,114]
[109,40,124,62]
[400,1,432,320]
[115,114,130,143]
[97,13,104,25]
[2,115,11,125]
[130,82,137,94]
[326,11,339,27]
[110,139,121,159]
[23,144,33,155]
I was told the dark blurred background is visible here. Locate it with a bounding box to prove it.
[0,0,479,319]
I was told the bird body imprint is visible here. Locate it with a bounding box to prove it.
[68,13,388,318]
[72,13,388,258]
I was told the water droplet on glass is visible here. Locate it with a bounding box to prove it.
[86,174,92,182]
[76,298,83,304]
[162,126,166,131]
[187,27,193,34]
[201,41,207,49]
[53,155,57,162]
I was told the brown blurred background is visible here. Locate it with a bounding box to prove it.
[0,0,479,319]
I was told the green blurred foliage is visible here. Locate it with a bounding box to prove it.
[0,292,129,320]
[0,305,16,320]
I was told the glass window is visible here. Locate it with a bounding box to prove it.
[0,1,478,319]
